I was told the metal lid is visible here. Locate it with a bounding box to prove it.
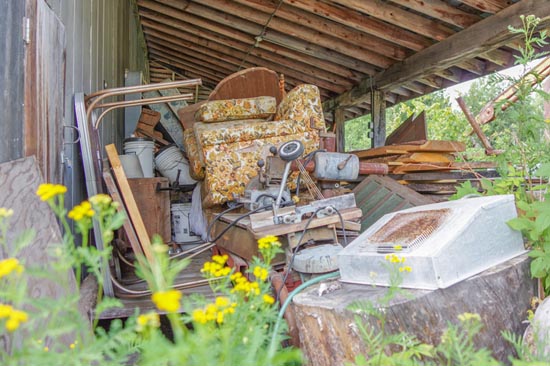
[123,137,153,143]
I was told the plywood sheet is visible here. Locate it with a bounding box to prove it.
[0,156,77,348]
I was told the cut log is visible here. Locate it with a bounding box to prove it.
[292,254,534,366]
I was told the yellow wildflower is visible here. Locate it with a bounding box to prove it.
[0,208,14,218]
[67,201,95,222]
[0,304,13,318]
[385,253,405,264]
[89,194,112,207]
[201,259,231,278]
[192,309,208,324]
[212,254,228,265]
[258,235,281,249]
[36,183,67,201]
[0,305,28,332]
[43,347,49,352]
[263,294,275,305]
[152,290,182,313]
[0,258,24,278]
[69,343,76,349]
[399,266,412,273]
[253,266,269,282]
[215,296,230,308]
[136,312,160,331]
[458,312,481,323]
[393,245,403,251]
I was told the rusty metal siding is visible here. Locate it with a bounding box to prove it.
[0,0,26,164]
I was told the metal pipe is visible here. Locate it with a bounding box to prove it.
[93,93,194,129]
[85,78,201,126]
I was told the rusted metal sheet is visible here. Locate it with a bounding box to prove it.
[24,0,66,184]
[0,0,26,164]
[353,175,433,232]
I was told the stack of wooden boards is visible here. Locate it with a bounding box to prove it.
[352,140,498,200]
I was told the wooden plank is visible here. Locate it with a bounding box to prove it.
[24,0,65,183]
[105,144,155,266]
[385,111,427,145]
[127,177,171,244]
[102,171,145,261]
[392,161,496,174]
[397,170,500,181]
[250,208,363,239]
[396,152,455,163]
[354,140,466,159]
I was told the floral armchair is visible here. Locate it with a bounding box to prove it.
[183,84,326,208]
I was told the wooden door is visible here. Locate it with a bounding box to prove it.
[24,0,65,184]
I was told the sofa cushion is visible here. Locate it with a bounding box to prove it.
[194,118,309,147]
[182,128,205,180]
[200,130,320,207]
[195,96,277,123]
[275,84,326,131]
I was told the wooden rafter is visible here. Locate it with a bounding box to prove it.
[324,0,550,110]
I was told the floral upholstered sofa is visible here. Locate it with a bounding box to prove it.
[183,84,326,208]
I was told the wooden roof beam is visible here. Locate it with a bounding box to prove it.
[390,0,481,28]
[234,0,411,61]
[458,0,512,14]
[138,5,364,82]
[286,0,433,51]
[141,23,350,93]
[195,0,394,69]
[324,0,550,110]
[332,0,455,41]
[147,0,378,75]
[142,25,355,90]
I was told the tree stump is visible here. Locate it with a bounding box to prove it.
[292,254,535,366]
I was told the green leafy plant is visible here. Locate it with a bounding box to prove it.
[0,185,138,366]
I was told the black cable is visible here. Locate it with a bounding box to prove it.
[275,206,325,303]
[333,207,348,247]
[205,203,244,241]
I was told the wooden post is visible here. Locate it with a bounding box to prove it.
[371,90,386,148]
[335,107,345,152]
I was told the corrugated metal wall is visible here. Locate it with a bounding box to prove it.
[1,0,148,210]
[0,1,26,164]
[46,0,149,209]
